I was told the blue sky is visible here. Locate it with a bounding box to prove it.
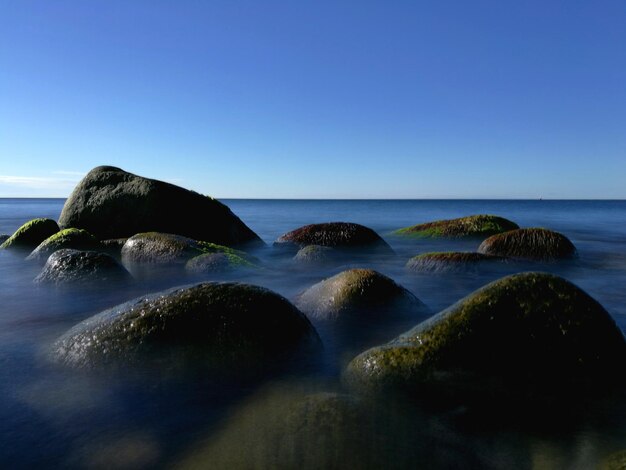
[1,1,625,198]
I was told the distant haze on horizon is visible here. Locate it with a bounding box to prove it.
[1,1,625,199]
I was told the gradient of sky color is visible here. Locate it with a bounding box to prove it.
[1,1,625,198]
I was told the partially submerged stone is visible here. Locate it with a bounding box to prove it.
[177,385,482,470]
[275,222,392,252]
[293,245,336,264]
[34,249,132,286]
[121,232,254,266]
[478,228,576,260]
[185,252,256,274]
[394,214,519,239]
[345,272,626,399]
[51,282,320,373]
[0,218,60,252]
[100,238,128,259]
[296,269,425,321]
[406,252,504,273]
[26,228,101,264]
[58,166,261,246]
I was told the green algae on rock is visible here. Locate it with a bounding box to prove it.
[394,214,519,239]
[296,268,425,321]
[34,249,132,286]
[0,218,60,252]
[345,272,626,399]
[478,227,577,260]
[51,282,321,373]
[275,222,392,252]
[406,251,504,273]
[26,228,101,264]
[121,232,255,266]
[58,166,262,246]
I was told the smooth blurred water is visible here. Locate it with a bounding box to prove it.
[1,198,625,469]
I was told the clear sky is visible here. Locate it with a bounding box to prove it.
[1,1,625,198]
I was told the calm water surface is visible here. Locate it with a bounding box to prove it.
[1,198,625,468]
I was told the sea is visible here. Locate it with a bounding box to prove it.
[1,198,625,469]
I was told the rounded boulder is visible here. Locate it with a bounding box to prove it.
[50,282,321,374]
[478,228,576,260]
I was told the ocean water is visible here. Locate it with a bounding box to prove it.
[1,198,625,468]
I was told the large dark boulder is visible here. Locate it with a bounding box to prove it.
[58,166,261,246]
[0,218,60,252]
[26,228,101,264]
[345,272,626,400]
[121,232,254,266]
[394,214,519,239]
[34,249,132,286]
[296,268,424,322]
[275,222,392,252]
[478,228,576,260]
[406,252,505,273]
[50,282,320,374]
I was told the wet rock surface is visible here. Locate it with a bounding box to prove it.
[51,282,321,374]
[34,249,132,286]
[121,232,254,266]
[58,166,262,246]
[345,272,626,400]
[478,227,577,260]
[26,228,101,264]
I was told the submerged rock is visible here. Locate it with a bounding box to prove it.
[58,166,262,246]
[345,272,626,399]
[121,232,254,266]
[394,214,519,239]
[185,252,256,274]
[26,228,101,264]
[275,222,392,252]
[293,245,336,264]
[34,249,132,286]
[100,238,128,259]
[0,218,60,252]
[177,386,481,470]
[296,269,425,321]
[478,228,576,260]
[51,282,320,373]
[406,252,504,273]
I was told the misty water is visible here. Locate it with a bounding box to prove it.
[1,198,625,468]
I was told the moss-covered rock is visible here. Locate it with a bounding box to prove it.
[34,249,132,286]
[293,245,336,264]
[478,228,577,260]
[50,282,320,373]
[406,251,504,273]
[185,252,256,274]
[345,272,626,399]
[296,269,425,321]
[0,218,60,252]
[121,232,255,266]
[394,214,519,239]
[58,166,261,246]
[176,385,481,470]
[275,222,392,252]
[26,228,100,264]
